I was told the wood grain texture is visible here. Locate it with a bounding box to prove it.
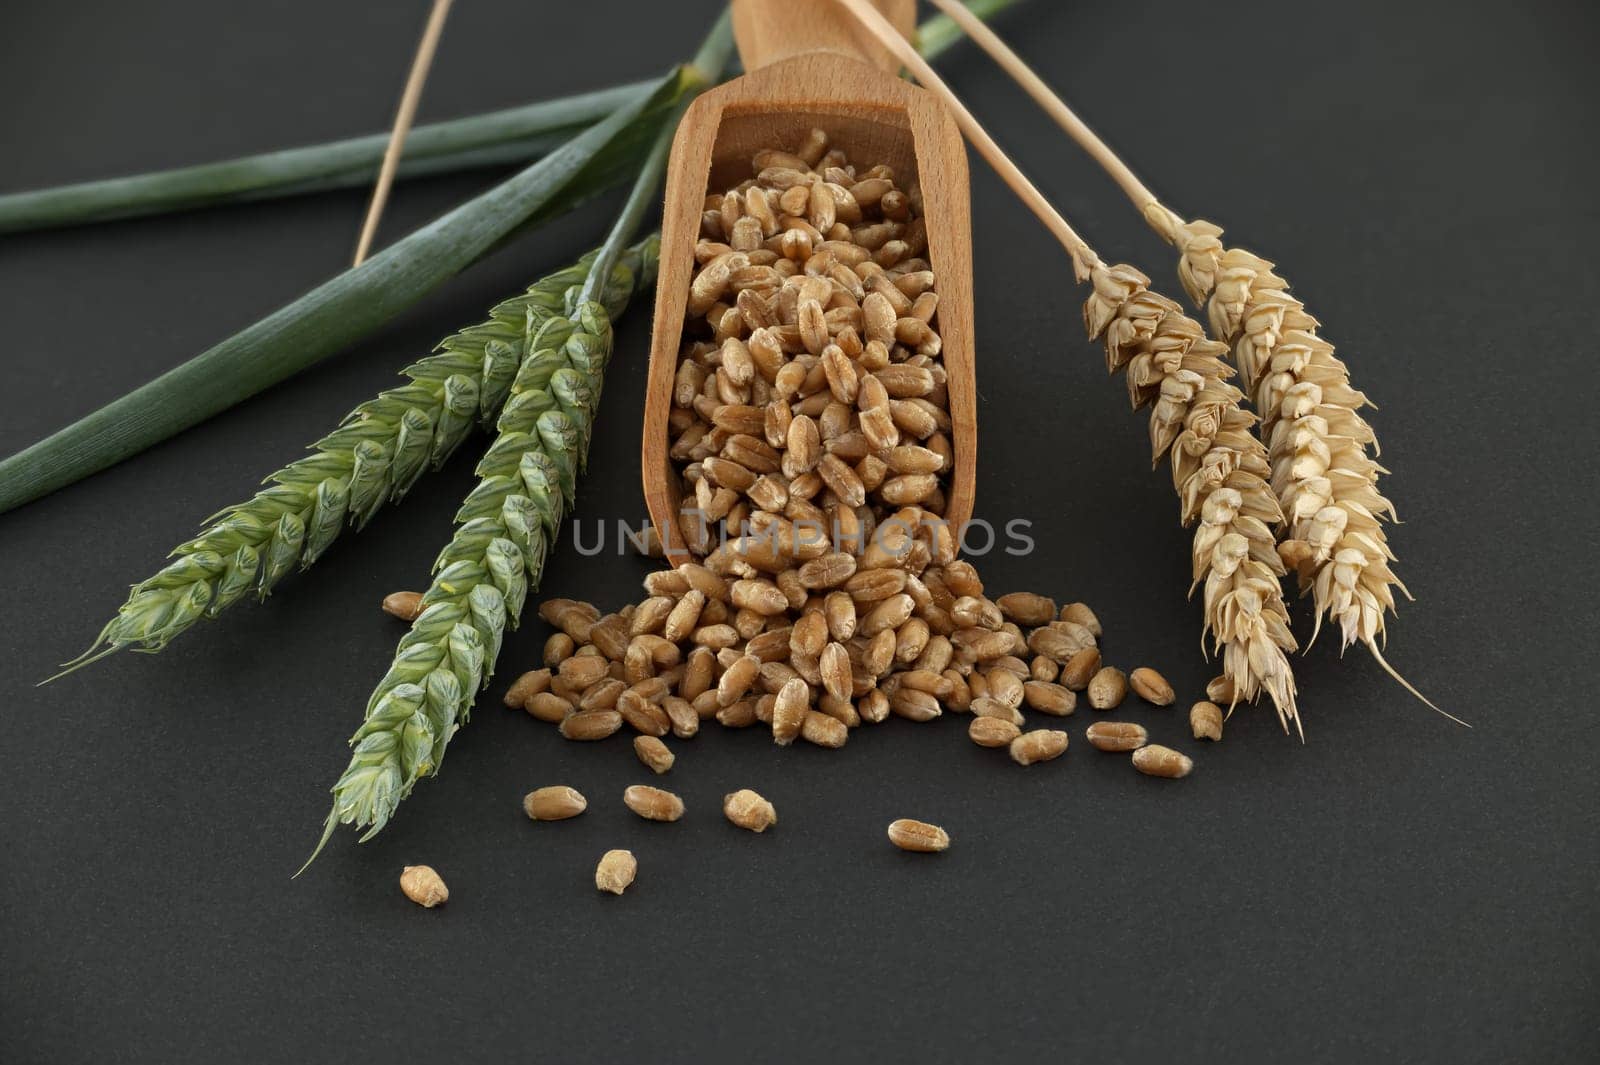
[732,0,914,72]
[642,28,975,566]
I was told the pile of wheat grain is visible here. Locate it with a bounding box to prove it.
[668,133,954,566]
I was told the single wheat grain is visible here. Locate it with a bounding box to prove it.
[1085,720,1148,752]
[633,735,675,774]
[723,789,778,832]
[399,865,449,907]
[1132,744,1193,778]
[523,785,588,821]
[887,818,950,852]
[1128,667,1175,706]
[595,849,637,894]
[1009,729,1069,765]
[1189,700,1224,741]
[623,784,685,822]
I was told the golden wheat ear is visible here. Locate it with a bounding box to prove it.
[917,0,1446,717]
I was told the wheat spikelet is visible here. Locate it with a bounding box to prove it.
[1085,262,1301,733]
[1151,209,1408,665]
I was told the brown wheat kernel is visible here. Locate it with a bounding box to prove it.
[887,818,950,853]
[730,579,788,615]
[790,610,829,658]
[940,669,972,712]
[954,628,1013,661]
[852,687,885,724]
[1022,680,1075,716]
[889,687,941,722]
[1087,667,1128,710]
[526,691,575,723]
[662,696,699,739]
[996,592,1056,627]
[723,789,779,832]
[588,615,630,660]
[559,709,623,741]
[1190,701,1224,741]
[1129,667,1176,707]
[1132,744,1194,779]
[942,561,983,597]
[801,709,849,748]
[595,849,637,895]
[540,599,600,642]
[544,632,576,668]
[819,691,861,727]
[382,590,425,622]
[717,698,759,728]
[742,628,791,664]
[523,785,588,821]
[617,690,671,737]
[633,735,675,775]
[557,654,608,690]
[824,592,857,641]
[694,619,742,652]
[1030,656,1060,683]
[1009,729,1069,766]
[772,676,810,745]
[1059,602,1102,636]
[503,668,552,708]
[1027,625,1094,663]
[860,593,915,637]
[1060,647,1101,691]
[399,865,448,908]
[578,678,626,712]
[970,696,1024,727]
[662,590,706,643]
[863,629,897,676]
[717,653,762,706]
[1085,720,1148,752]
[968,715,1021,748]
[1206,674,1236,706]
[987,668,1025,709]
[630,595,675,636]
[820,642,852,701]
[899,668,953,698]
[754,692,777,724]
[623,784,685,822]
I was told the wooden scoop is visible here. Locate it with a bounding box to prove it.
[641,0,975,565]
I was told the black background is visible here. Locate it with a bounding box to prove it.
[2,1,1596,1062]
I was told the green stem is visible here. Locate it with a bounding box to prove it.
[578,122,675,307]
[0,68,698,517]
[0,82,653,235]
[0,4,1009,234]
[917,0,1022,59]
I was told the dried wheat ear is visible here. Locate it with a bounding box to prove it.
[1083,262,1301,734]
[1146,208,1448,717]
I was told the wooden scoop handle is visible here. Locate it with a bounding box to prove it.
[731,0,915,72]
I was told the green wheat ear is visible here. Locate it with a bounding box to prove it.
[49,241,652,683]
[307,296,633,868]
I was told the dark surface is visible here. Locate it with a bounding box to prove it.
[2,1,1595,1062]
